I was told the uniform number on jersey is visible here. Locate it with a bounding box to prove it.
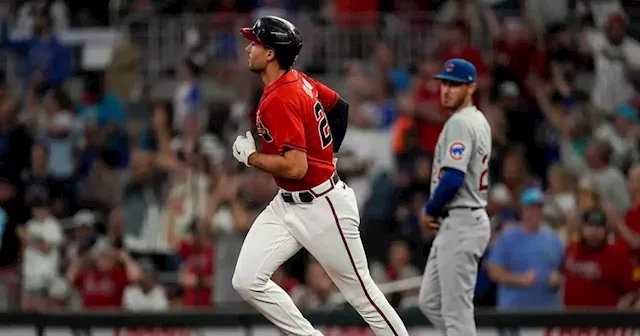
[314,101,333,149]
[479,154,489,191]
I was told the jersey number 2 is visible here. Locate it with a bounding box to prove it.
[479,154,489,191]
[314,101,333,149]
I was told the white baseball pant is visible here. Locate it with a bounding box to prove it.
[232,179,408,336]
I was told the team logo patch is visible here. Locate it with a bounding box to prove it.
[256,115,273,143]
[448,141,466,161]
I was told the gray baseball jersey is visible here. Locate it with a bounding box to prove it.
[430,105,492,208]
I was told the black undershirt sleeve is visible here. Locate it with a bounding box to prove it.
[326,96,349,152]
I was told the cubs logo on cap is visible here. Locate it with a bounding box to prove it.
[445,61,455,72]
[434,58,477,83]
[448,141,466,161]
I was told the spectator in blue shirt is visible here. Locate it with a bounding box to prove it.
[370,42,410,93]
[138,102,175,153]
[488,187,564,310]
[77,72,128,171]
[0,9,71,95]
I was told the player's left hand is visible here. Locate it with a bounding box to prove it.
[233,131,257,167]
[422,213,440,231]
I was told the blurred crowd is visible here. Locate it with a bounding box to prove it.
[0,0,638,315]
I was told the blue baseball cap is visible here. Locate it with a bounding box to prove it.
[521,187,544,207]
[618,104,639,123]
[434,58,477,84]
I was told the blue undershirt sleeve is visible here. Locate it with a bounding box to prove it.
[424,168,465,217]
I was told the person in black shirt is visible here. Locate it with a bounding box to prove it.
[19,143,66,217]
[0,96,33,177]
[0,168,30,268]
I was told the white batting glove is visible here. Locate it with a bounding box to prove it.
[332,157,338,167]
[232,131,257,167]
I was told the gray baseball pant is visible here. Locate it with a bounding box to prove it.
[418,208,491,336]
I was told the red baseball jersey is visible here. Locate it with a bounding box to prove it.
[562,240,640,307]
[255,69,339,191]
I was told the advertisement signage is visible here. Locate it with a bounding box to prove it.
[0,327,636,336]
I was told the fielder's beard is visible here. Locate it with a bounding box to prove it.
[447,95,467,111]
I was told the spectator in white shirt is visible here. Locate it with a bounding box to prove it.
[588,13,640,117]
[17,190,63,310]
[123,260,168,311]
[14,0,69,37]
[595,104,640,171]
[562,138,630,214]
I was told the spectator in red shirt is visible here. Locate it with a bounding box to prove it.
[439,21,490,93]
[412,57,447,154]
[563,209,640,307]
[491,18,536,87]
[66,246,142,309]
[617,164,640,260]
[179,225,215,308]
[529,23,584,83]
[370,240,421,307]
[334,0,379,28]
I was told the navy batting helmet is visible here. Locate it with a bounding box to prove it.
[240,16,303,69]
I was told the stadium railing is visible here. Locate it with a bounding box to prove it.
[0,11,448,83]
[2,8,640,84]
[122,12,445,79]
[1,308,639,336]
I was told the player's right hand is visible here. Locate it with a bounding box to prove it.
[232,131,257,167]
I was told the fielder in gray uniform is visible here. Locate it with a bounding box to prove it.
[418,58,492,336]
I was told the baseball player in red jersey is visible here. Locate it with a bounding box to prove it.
[230,16,408,336]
